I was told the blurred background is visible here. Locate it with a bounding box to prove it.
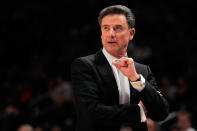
[0,0,197,131]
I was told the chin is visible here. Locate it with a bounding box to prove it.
[107,49,119,57]
[106,47,117,52]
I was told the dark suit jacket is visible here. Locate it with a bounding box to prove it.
[71,49,169,131]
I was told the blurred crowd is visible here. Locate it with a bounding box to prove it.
[1,0,197,131]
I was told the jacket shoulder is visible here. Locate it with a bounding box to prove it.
[71,54,96,67]
[134,61,147,70]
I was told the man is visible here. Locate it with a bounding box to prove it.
[177,111,196,131]
[17,124,33,131]
[71,5,169,131]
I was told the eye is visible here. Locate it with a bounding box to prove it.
[103,26,109,31]
[114,25,123,32]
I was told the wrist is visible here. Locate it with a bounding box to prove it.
[129,74,140,82]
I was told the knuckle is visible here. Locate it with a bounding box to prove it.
[129,58,133,61]
[129,58,133,63]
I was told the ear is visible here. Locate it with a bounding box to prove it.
[129,28,135,40]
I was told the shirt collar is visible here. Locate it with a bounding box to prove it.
[102,48,127,66]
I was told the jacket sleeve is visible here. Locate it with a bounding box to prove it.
[139,65,169,121]
[71,58,142,126]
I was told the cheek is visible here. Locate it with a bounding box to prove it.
[101,35,104,42]
[101,34,108,42]
[118,34,130,42]
[101,35,106,46]
[101,33,105,40]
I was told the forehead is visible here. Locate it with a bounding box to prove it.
[101,14,128,26]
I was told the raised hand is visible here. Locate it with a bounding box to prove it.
[112,57,140,81]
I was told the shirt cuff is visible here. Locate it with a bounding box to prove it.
[138,104,147,122]
[130,74,145,92]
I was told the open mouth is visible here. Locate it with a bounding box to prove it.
[108,41,117,44]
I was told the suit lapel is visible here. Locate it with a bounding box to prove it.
[94,50,119,104]
[93,50,140,104]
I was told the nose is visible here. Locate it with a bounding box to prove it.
[109,29,116,38]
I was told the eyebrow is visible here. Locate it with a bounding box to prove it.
[115,25,123,28]
[102,25,109,27]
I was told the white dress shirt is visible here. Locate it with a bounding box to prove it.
[102,48,147,126]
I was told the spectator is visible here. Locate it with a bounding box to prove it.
[177,111,196,131]
[17,124,34,131]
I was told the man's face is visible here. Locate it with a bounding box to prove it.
[101,14,135,58]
